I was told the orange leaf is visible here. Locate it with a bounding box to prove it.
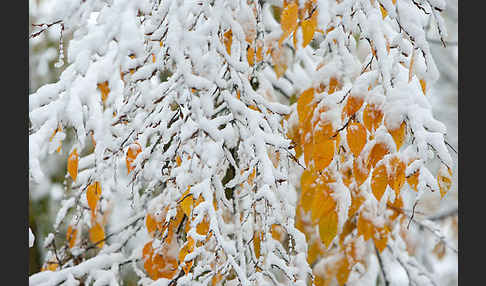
[348,188,365,219]
[301,10,318,47]
[180,187,194,217]
[328,77,339,94]
[300,170,317,212]
[387,156,406,195]
[346,123,367,157]
[279,3,299,45]
[89,222,105,248]
[407,171,419,192]
[363,104,384,133]
[196,217,210,237]
[373,226,390,253]
[368,142,389,168]
[98,81,110,104]
[336,256,351,285]
[86,181,102,216]
[318,209,338,248]
[146,213,158,237]
[307,239,322,265]
[420,79,427,94]
[297,88,315,124]
[67,149,79,181]
[312,138,335,171]
[357,214,373,241]
[247,45,255,66]
[387,121,406,150]
[66,225,78,249]
[253,231,262,259]
[343,96,364,117]
[371,164,388,201]
[223,29,233,55]
[379,4,388,19]
[353,157,370,186]
[143,241,156,278]
[438,166,453,198]
[126,143,142,174]
[311,184,335,223]
[179,237,195,274]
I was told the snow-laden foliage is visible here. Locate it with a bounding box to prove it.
[29,0,456,285]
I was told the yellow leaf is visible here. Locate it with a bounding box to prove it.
[311,184,334,223]
[180,187,194,217]
[248,168,256,185]
[346,123,367,157]
[357,214,373,241]
[328,77,339,94]
[247,45,255,66]
[387,156,406,195]
[271,224,284,241]
[146,213,158,237]
[363,104,384,133]
[348,188,365,219]
[312,138,335,171]
[407,170,419,192]
[336,256,351,285]
[300,170,317,212]
[368,142,389,168]
[67,149,79,181]
[371,164,388,201]
[388,194,403,221]
[373,226,390,253]
[179,237,195,274]
[297,88,315,124]
[66,225,78,249]
[353,157,370,186]
[272,47,288,78]
[307,239,322,265]
[279,3,299,46]
[301,10,318,47]
[86,181,102,216]
[420,79,427,94]
[253,231,262,259]
[379,4,388,19]
[196,217,210,237]
[318,209,338,248]
[438,166,452,198]
[212,272,223,285]
[97,81,110,104]
[153,252,178,279]
[223,29,232,55]
[143,241,156,278]
[387,121,406,150]
[343,96,364,117]
[89,222,105,248]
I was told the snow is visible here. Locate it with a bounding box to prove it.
[29,227,35,248]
